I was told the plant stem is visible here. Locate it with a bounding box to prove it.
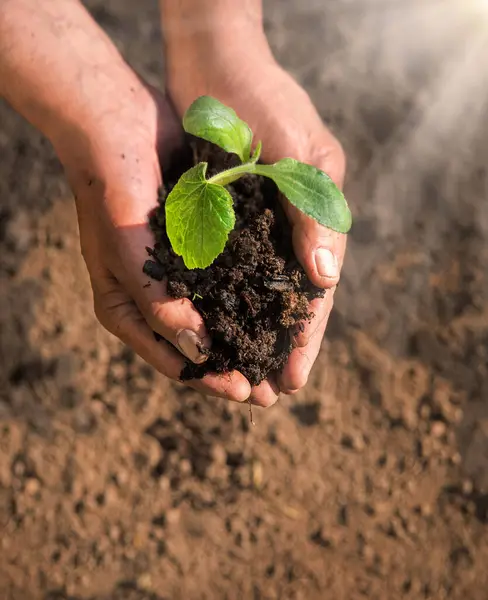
[207,162,257,186]
[253,164,276,178]
[207,159,276,188]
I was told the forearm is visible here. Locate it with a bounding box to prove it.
[160,0,264,44]
[160,0,272,74]
[160,0,274,110]
[0,0,148,157]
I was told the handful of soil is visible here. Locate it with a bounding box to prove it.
[144,141,324,387]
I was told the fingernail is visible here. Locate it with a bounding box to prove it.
[176,329,209,364]
[315,248,338,279]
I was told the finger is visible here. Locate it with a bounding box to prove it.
[278,291,334,393]
[280,143,347,289]
[95,286,251,402]
[249,376,280,408]
[113,223,211,365]
[294,288,335,348]
[190,373,251,404]
[136,277,211,365]
[285,203,347,289]
[76,142,211,366]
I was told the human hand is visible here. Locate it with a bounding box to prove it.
[0,0,254,402]
[2,0,346,408]
[165,22,347,407]
[60,82,255,403]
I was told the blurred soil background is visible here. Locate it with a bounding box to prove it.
[1,0,488,598]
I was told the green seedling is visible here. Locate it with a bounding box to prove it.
[165,96,352,269]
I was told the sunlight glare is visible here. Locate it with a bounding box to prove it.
[471,0,488,16]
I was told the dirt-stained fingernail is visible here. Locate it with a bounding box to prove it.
[315,247,338,280]
[176,329,209,364]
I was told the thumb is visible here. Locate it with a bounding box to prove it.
[282,142,347,289]
[290,214,346,289]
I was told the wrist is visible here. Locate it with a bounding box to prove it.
[165,29,272,71]
[50,74,156,168]
[161,0,274,106]
[161,0,265,47]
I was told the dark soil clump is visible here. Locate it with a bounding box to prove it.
[144,140,324,386]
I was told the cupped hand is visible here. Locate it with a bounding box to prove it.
[58,79,252,403]
[167,43,347,407]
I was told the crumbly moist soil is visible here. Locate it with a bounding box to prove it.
[143,140,324,386]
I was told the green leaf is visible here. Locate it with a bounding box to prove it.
[165,163,235,269]
[256,159,352,233]
[183,96,253,163]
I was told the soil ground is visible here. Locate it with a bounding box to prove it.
[1,1,487,599]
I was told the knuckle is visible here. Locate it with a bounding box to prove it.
[94,298,113,333]
[93,293,135,343]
